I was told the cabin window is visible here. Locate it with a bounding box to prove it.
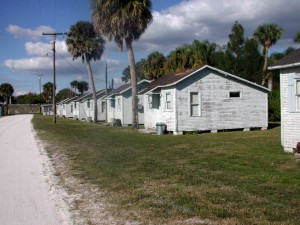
[110,99,115,108]
[74,102,76,109]
[165,93,172,111]
[297,80,300,110]
[190,92,201,116]
[87,101,90,108]
[63,104,65,109]
[229,91,241,98]
[101,101,106,113]
[71,105,73,113]
[148,94,160,109]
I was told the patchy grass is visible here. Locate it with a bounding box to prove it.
[32,115,300,224]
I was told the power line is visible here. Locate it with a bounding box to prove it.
[56,53,106,83]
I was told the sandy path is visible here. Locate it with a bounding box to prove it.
[0,115,71,225]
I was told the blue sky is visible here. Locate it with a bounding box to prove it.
[1,0,299,96]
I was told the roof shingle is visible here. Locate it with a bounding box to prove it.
[269,48,300,69]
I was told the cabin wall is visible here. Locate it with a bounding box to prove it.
[175,70,268,132]
[97,99,107,121]
[114,95,124,124]
[280,67,300,152]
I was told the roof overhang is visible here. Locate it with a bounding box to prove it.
[268,62,300,70]
[142,65,270,94]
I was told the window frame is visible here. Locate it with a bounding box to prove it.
[189,91,201,117]
[101,101,106,113]
[148,95,153,109]
[296,79,300,111]
[165,92,172,111]
[229,91,242,99]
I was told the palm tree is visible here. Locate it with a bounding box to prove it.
[66,21,105,123]
[42,82,53,103]
[92,0,153,129]
[70,80,79,96]
[0,83,14,115]
[253,24,283,90]
[77,81,89,95]
[144,51,166,80]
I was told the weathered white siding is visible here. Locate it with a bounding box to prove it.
[176,70,268,132]
[106,81,149,125]
[144,94,161,129]
[114,95,124,124]
[97,99,107,121]
[280,67,300,152]
[106,98,115,123]
[56,104,63,117]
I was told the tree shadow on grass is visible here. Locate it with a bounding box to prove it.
[268,122,280,130]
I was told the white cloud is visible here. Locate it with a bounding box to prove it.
[6,25,55,41]
[25,40,69,57]
[111,77,125,89]
[4,57,52,72]
[138,0,300,53]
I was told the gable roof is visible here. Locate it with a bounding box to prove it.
[139,65,269,95]
[268,48,300,70]
[63,96,78,104]
[57,98,70,105]
[74,92,92,102]
[86,89,106,100]
[106,80,151,98]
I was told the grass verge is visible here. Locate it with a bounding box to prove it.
[32,115,300,224]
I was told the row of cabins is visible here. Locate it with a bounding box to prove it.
[43,48,300,153]
[54,65,270,134]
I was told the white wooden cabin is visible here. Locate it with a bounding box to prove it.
[73,90,106,122]
[269,49,300,152]
[57,96,77,118]
[139,65,270,134]
[63,96,78,118]
[82,89,106,122]
[106,80,150,125]
[73,92,92,120]
[41,104,53,116]
[57,98,69,117]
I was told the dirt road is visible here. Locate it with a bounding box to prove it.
[0,115,71,225]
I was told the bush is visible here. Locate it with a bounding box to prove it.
[268,88,280,121]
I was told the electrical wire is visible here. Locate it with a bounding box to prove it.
[56,53,105,83]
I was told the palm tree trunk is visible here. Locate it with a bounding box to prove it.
[126,39,138,129]
[262,46,269,86]
[267,72,273,90]
[85,56,98,123]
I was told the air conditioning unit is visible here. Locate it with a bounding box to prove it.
[138,104,143,110]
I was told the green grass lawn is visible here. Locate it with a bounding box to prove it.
[32,115,300,224]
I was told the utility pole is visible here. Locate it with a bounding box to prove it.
[42,32,67,123]
[105,64,108,123]
[37,74,43,113]
[105,63,108,94]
